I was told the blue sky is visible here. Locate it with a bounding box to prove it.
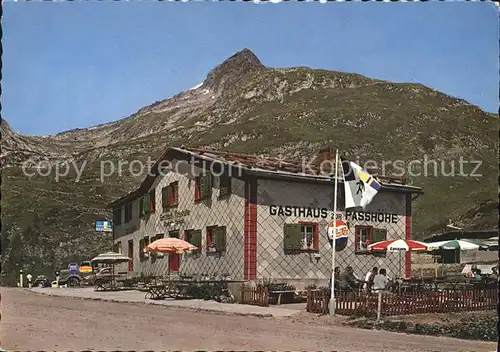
[3,2,498,135]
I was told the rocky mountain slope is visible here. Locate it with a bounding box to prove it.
[1,48,498,283]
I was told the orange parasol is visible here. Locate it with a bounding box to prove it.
[144,237,198,254]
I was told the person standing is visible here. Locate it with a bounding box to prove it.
[363,267,378,292]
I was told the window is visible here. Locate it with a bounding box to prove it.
[219,172,231,198]
[125,203,133,223]
[140,191,155,217]
[153,234,164,258]
[283,222,319,252]
[195,173,212,201]
[139,238,146,260]
[162,182,179,211]
[355,226,372,253]
[113,208,122,226]
[128,240,134,272]
[113,242,122,254]
[184,230,202,254]
[206,226,227,254]
[354,226,387,254]
[149,189,156,214]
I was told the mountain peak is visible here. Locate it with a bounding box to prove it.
[204,48,265,89]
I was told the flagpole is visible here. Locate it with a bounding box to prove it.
[329,149,339,316]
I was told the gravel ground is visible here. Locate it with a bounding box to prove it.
[1,288,496,352]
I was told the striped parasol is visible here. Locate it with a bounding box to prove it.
[368,239,429,252]
[368,239,429,278]
[144,237,198,254]
[426,239,489,251]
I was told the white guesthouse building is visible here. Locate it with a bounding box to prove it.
[109,147,423,288]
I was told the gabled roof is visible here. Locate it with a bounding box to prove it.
[107,146,423,208]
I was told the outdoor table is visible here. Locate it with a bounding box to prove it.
[157,279,244,300]
[94,275,118,291]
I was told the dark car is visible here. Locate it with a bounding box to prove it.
[33,275,51,288]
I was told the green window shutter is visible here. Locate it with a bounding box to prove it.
[162,186,170,210]
[214,226,227,252]
[372,229,387,244]
[191,230,202,252]
[284,224,303,250]
[219,173,231,197]
[143,194,150,214]
[200,173,212,199]
[139,197,144,217]
[139,238,145,259]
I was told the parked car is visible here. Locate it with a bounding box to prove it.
[79,261,93,274]
[81,266,112,286]
[33,275,51,288]
[55,269,82,287]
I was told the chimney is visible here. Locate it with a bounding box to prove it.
[314,147,333,174]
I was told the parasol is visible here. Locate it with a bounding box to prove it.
[368,239,429,278]
[144,238,198,278]
[90,252,132,288]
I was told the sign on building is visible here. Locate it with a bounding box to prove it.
[68,263,79,273]
[96,220,113,232]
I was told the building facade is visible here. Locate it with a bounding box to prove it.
[109,147,423,288]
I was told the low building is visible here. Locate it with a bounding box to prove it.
[108,147,423,288]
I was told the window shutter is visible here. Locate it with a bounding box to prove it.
[200,173,212,199]
[372,228,387,244]
[113,208,122,225]
[143,194,150,214]
[173,183,179,205]
[312,225,319,250]
[191,230,202,252]
[149,190,156,213]
[214,227,227,252]
[139,238,145,259]
[162,187,170,210]
[283,224,302,250]
[139,198,144,217]
[219,173,231,197]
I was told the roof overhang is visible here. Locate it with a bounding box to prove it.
[107,146,424,208]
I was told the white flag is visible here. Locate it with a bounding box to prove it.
[341,158,381,209]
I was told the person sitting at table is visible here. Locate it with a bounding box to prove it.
[372,268,389,292]
[363,267,378,292]
[339,266,362,290]
[490,266,498,280]
[472,268,483,281]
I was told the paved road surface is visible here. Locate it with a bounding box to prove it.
[0,288,496,351]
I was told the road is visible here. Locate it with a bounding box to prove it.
[0,288,496,351]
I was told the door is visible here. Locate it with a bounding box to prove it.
[168,231,180,272]
[128,240,134,272]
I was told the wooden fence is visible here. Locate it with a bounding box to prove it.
[307,287,498,316]
[240,285,269,307]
